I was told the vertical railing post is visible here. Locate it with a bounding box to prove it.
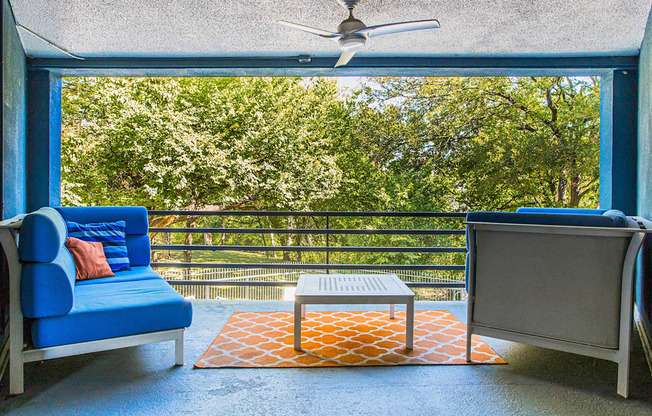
[326,216,330,274]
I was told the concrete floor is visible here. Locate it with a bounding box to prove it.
[2,300,652,416]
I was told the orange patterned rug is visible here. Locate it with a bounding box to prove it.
[195,310,505,368]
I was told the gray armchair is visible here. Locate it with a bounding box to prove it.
[464,208,650,398]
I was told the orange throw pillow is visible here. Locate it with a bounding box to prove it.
[65,237,115,281]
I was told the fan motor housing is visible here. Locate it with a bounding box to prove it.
[337,17,366,35]
[338,35,366,51]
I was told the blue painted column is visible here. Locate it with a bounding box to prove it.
[637,9,652,350]
[26,70,61,211]
[600,70,638,215]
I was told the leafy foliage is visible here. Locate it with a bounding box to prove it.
[62,77,348,210]
[353,76,600,211]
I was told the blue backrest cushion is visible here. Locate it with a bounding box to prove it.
[126,234,152,266]
[467,210,626,228]
[18,207,76,318]
[516,207,607,215]
[601,210,629,228]
[515,207,627,227]
[19,207,68,263]
[66,221,130,272]
[55,207,151,266]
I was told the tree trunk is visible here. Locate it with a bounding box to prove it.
[569,174,581,206]
[283,233,293,261]
[557,178,566,203]
[568,154,581,206]
[203,233,212,245]
[151,232,159,262]
[283,217,294,261]
[270,232,276,258]
[269,216,280,259]
[183,217,197,279]
[296,218,306,262]
[257,218,269,258]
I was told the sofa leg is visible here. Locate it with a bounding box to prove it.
[175,331,184,366]
[9,345,24,395]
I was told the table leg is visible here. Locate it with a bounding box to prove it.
[294,302,302,350]
[301,304,306,319]
[389,304,395,319]
[465,324,473,362]
[406,299,414,350]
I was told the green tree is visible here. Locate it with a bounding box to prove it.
[354,76,601,211]
[62,77,350,211]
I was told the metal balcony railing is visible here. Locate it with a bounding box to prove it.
[148,211,467,297]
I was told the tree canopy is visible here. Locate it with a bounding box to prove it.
[62,76,600,212]
[62,77,349,210]
[352,76,600,211]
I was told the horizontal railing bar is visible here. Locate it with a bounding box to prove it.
[165,280,465,288]
[153,262,465,271]
[167,280,298,287]
[151,244,468,253]
[150,227,465,235]
[149,210,467,218]
[406,282,465,288]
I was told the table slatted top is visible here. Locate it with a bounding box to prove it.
[296,274,414,299]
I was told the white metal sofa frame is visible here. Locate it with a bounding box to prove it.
[465,216,652,398]
[0,214,185,396]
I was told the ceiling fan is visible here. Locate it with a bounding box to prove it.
[277,0,440,67]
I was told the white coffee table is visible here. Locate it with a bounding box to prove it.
[294,273,415,350]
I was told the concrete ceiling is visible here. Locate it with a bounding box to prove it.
[9,0,652,60]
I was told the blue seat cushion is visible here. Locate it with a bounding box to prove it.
[74,265,163,286]
[31,279,193,348]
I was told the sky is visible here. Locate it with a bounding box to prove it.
[335,76,365,90]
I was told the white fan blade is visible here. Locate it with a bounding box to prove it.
[335,51,356,67]
[354,19,440,38]
[277,20,341,38]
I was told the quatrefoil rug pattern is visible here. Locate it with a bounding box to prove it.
[195,310,505,368]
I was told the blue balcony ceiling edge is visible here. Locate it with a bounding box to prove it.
[26,55,639,78]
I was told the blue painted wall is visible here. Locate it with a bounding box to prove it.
[26,70,61,211]
[600,71,639,215]
[637,8,652,347]
[1,0,27,355]
[2,0,27,219]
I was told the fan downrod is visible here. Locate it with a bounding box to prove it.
[337,0,360,10]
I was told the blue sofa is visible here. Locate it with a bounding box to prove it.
[465,207,650,398]
[1,206,192,395]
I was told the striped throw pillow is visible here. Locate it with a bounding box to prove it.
[66,221,130,272]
